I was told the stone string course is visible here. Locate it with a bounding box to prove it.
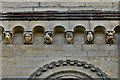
[0,2,119,12]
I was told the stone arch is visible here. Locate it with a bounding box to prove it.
[12,26,25,34]
[12,26,25,45]
[114,26,120,33]
[114,26,120,44]
[0,26,4,33]
[28,60,109,80]
[32,26,45,45]
[74,26,86,44]
[53,26,65,44]
[0,26,4,42]
[94,26,106,44]
[53,26,65,34]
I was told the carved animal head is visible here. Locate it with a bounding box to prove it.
[5,32,11,39]
[24,32,33,43]
[44,31,53,44]
[4,32,12,44]
[65,31,74,44]
[106,31,115,45]
[45,31,53,37]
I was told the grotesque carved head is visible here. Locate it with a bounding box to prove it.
[44,31,53,44]
[4,32,12,44]
[86,31,94,43]
[106,31,115,45]
[24,32,33,44]
[65,31,74,44]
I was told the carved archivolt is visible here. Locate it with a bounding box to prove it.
[28,60,109,80]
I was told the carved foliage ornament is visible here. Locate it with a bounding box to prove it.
[65,31,74,44]
[44,31,53,44]
[23,31,33,44]
[3,31,12,44]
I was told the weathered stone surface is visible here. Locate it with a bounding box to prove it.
[2,2,39,8]
[87,51,109,57]
[1,0,119,2]
[1,7,33,12]
[1,1,119,79]
[34,7,69,11]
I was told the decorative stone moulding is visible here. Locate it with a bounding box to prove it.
[106,31,115,45]
[28,60,109,80]
[23,31,33,44]
[85,31,94,44]
[3,31,12,44]
[44,31,53,44]
[65,31,74,44]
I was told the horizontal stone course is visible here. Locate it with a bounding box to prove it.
[1,0,119,2]
[86,2,113,7]
[87,51,109,57]
[1,7,33,12]
[1,2,39,8]
[82,44,117,51]
[0,2,119,12]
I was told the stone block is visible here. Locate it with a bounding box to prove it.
[82,44,99,51]
[61,45,77,51]
[70,7,95,11]
[60,2,86,7]
[33,7,69,12]
[2,2,39,8]
[98,45,117,51]
[2,7,33,13]
[112,2,119,8]
[40,2,61,7]
[87,51,109,57]
[86,2,101,7]
[109,50,118,56]
[101,7,118,11]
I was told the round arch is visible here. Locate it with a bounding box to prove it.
[94,26,106,44]
[94,26,106,33]
[53,26,65,34]
[28,60,109,80]
[12,26,25,34]
[32,26,45,34]
[74,26,86,33]
[114,26,120,33]
[0,26,4,33]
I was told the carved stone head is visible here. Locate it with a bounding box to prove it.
[23,32,33,44]
[86,31,94,44]
[3,31,12,44]
[106,31,115,45]
[65,31,74,44]
[44,31,53,44]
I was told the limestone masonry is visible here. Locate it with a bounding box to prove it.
[0,1,119,79]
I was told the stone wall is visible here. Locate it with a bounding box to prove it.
[0,2,119,12]
[0,1,120,79]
